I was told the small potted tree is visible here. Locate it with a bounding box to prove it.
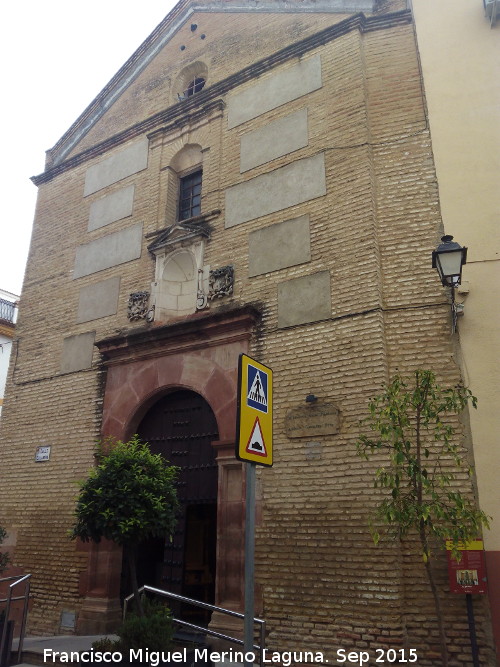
[71,436,181,664]
[357,370,490,666]
[91,597,177,666]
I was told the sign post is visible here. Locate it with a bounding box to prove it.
[236,354,273,667]
[244,461,256,667]
[446,539,487,667]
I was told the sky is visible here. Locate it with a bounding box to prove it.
[1,1,177,297]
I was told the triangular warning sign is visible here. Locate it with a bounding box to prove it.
[245,417,268,457]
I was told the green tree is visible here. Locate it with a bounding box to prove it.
[357,370,489,666]
[0,525,10,574]
[71,435,179,617]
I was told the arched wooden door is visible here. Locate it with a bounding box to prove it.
[123,390,219,622]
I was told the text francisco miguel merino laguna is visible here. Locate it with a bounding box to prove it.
[43,648,326,666]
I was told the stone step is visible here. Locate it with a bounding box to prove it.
[11,635,251,667]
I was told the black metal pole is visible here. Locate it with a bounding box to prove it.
[466,593,480,667]
[244,462,256,667]
[451,285,457,334]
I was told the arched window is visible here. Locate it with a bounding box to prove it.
[174,62,208,103]
[170,144,204,222]
[184,77,206,97]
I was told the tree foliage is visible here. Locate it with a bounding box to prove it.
[92,598,174,653]
[71,436,179,546]
[357,370,489,666]
[118,598,174,652]
[357,370,488,557]
[71,435,179,615]
[0,525,10,574]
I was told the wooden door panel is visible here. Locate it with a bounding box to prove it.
[136,390,218,606]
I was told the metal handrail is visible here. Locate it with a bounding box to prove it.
[124,585,266,664]
[0,574,31,666]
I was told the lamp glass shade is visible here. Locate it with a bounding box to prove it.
[432,235,467,287]
[435,249,464,287]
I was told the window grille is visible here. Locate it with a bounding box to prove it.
[184,77,206,97]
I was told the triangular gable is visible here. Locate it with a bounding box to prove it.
[147,218,212,255]
[44,0,377,170]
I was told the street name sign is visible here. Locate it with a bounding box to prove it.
[236,354,273,466]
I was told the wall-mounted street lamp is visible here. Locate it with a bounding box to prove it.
[432,235,468,333]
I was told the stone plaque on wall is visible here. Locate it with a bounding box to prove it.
[73,223,143,279]
[240,108,309,173]
[227,54,322,129]
[285,403,340,438]
[60,331,96,373]
[84,138,148,196]
[76,276,121,323]
[88,185,135,231]
[277,270,331,328]
[225,153,326,228]
[248,215,310,277]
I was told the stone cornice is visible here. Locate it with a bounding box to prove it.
[144,209,221,241]
[146,99,225,150]
[32,9,412,187]
[95,304,262,366]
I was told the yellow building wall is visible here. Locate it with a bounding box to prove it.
[412,0,500,659]
[412,0,500,546]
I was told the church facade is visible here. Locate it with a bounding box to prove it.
[1,0,497,664]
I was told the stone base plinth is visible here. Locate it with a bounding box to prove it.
[207,609,245,653]
[77,597,122,635]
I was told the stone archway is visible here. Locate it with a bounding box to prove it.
[77,307,260,635]
[129,389,219,625]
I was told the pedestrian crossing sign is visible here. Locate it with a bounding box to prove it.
[236,354,273,466]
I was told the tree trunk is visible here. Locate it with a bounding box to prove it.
[420,528,448,666]
[125,543,144,617]
[423,558,448,666]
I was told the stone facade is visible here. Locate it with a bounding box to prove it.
[0,1,495,664]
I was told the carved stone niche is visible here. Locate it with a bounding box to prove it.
[147,219,212,322]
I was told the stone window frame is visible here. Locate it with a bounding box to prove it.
[147,101,224,230]
[174,61,209,103]
[162,144,205,227]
